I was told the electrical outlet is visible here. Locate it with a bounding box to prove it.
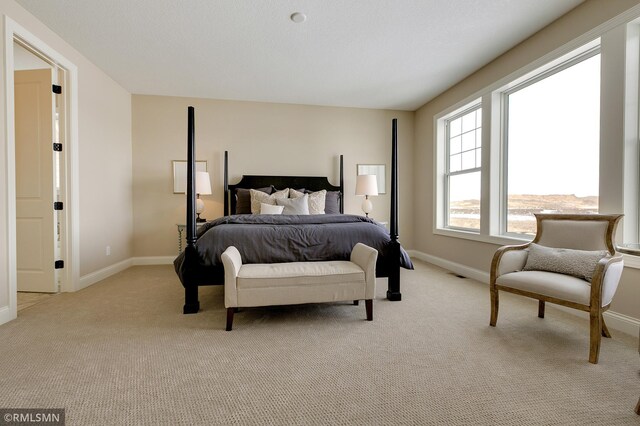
[106,246,111,256]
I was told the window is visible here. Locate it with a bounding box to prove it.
[435,42,604,242]
[503,50,601,235]
[434,19,640,266]
[445,105,482,230]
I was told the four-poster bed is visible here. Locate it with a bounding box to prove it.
[174,106,411,314]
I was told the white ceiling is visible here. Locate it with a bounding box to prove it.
[16,0,584,111]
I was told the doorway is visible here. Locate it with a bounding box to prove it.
[2,18,79,325]
[8,33,77,317]
[14,40,61,296]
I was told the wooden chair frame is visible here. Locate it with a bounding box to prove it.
[489,213,623,364]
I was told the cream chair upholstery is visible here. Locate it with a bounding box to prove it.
[490,214,623,364]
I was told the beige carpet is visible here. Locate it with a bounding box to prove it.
[0,260,638,425]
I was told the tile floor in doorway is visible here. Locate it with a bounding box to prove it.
[17,292,56,312]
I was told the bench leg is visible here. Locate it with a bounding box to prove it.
[353,300,359,305]
[365,299,373,321]
[226,308,234,331]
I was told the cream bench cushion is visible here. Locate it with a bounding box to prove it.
[238,261,365,289]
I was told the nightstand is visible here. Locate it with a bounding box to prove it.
[176,223,206,254]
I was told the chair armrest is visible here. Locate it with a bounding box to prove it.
[590,254,624,308]
[490,244,530,284]
[351,243,378,299]
[221,246,242,308]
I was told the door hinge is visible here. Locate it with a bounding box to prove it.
[52,84,62,94]
[53,143,62,152]
[53,201,63,210]
[54,260,64,269]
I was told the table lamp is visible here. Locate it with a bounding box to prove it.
[195,171,212,222]
[355,174,378,217]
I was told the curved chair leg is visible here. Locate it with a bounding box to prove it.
[490,288,499,327]
[538,300,545,318]
[589,311,602,364]
[601,314,611,338]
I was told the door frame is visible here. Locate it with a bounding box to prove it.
[2,16,79,323]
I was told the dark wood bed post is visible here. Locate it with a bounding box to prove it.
[387,118,402,301]
[223,150,229,216]
[183,106,200,314]
[339,154,344,213]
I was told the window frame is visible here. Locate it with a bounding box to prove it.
[444,103,483,232]
[499,46,602,238]
[434,40,603,245]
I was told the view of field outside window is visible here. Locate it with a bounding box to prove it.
[506,53,600,234]
[446,53,600,234]
[447,107,481,230]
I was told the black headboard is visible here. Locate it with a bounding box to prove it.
[223,152,344,215]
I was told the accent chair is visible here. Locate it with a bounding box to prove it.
[489,213,624,364]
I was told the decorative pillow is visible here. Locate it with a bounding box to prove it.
[236,187,272,214]
[273,187,304,194]
[290,188,326,214]
[276,194,310,215]
[260,203,284,215]
[324,191,341,214]
[289,188,304,198]
[250,188,289,214]
[522,243,608,283]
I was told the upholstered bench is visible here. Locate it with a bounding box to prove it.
[221,243,378,331]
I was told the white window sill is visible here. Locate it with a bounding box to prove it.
[433,227,530,247]
[619,247,640,269]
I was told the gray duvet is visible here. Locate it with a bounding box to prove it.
[173,214,413,287]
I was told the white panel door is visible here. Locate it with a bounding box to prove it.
[15,69,56,293]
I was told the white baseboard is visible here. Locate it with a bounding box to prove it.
[76,256,174,291]
[602,311,640,337]
[78,258,132,290]
[548,305,640,338]
[132,256,175,265]
[0,305,15,326]
[407,250,640,338]
[406,250,490,283]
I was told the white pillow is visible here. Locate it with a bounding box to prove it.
[260,203,284,215]
[276,194,310,215]
[250,188,289,214]
[289,188,326,214]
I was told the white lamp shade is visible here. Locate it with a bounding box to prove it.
[355,175,379,196]
[195,171,212,195]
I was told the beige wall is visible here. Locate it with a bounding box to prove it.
[77,66,132,275]
[0,0,133,316]
[132,95,414,257]
[414,0,640,321]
